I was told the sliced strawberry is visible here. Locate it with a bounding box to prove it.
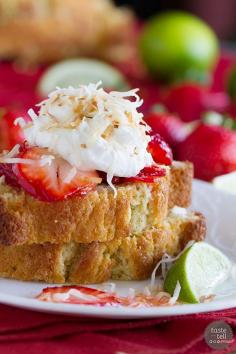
[0,110,25,152]
[123,165,166,183]
[37,285,174,307]
[13,147,102,201]
[148,133,173,166]
[0,163,20,188]
[37,286,122,306]
[99,134,170,185]
[109,165,166,184]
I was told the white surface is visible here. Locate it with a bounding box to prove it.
[213,171,236,195]
[0,179,236,319]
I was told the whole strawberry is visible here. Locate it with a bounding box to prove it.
[177,123,236,181]
[226,65,236,119]
[162,83,229,122]
[144,105,187,147]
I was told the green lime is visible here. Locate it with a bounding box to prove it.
[140,11,219,83]
[227,66,236,102]
[38,58,129,96]
[164,242,231,303]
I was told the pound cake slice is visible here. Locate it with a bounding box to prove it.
[0,162,192,245]
[168,161,193,209]
[0,210,206,284]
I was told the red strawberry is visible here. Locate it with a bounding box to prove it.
[102,134,171,184]
[226,65,236,102]
[144,106,186,147]
[37,286,122,306]
[100,165,166,185]
[0,163,19,188]
[177,123,236,181]
[36,284,172,307]
[12,147,102,201]
[0,110,25,151]
[162,83,229,122]
[148,133,173,166]
[119,165,166,183]
[225,66,236,119]
[228,103,236,119]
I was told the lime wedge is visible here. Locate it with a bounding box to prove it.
[164,242,231,303]
[213,172,236,195]
[38,59,129,96]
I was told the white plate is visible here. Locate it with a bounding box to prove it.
[0,179,236,319]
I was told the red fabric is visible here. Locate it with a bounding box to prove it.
[0,304,235,353]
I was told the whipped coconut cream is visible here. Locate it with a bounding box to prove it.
[20,82,153,183]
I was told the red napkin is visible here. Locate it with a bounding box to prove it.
[0,303,235,354]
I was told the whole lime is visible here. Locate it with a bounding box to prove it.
[227,66,236,102]
[140,11,219,83]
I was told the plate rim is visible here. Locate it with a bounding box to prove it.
[1,180,236,319]
[0,291,235,319]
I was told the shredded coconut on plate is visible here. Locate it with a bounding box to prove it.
[168,281,181,305]
[149,240,195,290]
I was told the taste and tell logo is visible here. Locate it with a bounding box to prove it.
[204,320,234,350]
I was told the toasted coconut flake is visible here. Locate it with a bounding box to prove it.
[104,283,116,293]
[106,166,117,196]
[27,108,38,122]
[3,144,20,158]
[169,281,181,305]
[40,155,55,167]
[155,291,171,303]
[0,157,35,164]
[128,288,135,300]
[63,166,77,184]
[199,294,215,303]
[143,287,151,296]
[0,175,5,184]
[14,117,26,128]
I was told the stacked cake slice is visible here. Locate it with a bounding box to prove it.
[0,161,206,284]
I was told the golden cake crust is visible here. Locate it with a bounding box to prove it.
[168,161,193,209]
[0,162,193,245]
[0,212,206,284]
[0,175,169,245]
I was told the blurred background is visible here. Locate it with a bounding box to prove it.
[0,0,236,189]
[115,0,236,42]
